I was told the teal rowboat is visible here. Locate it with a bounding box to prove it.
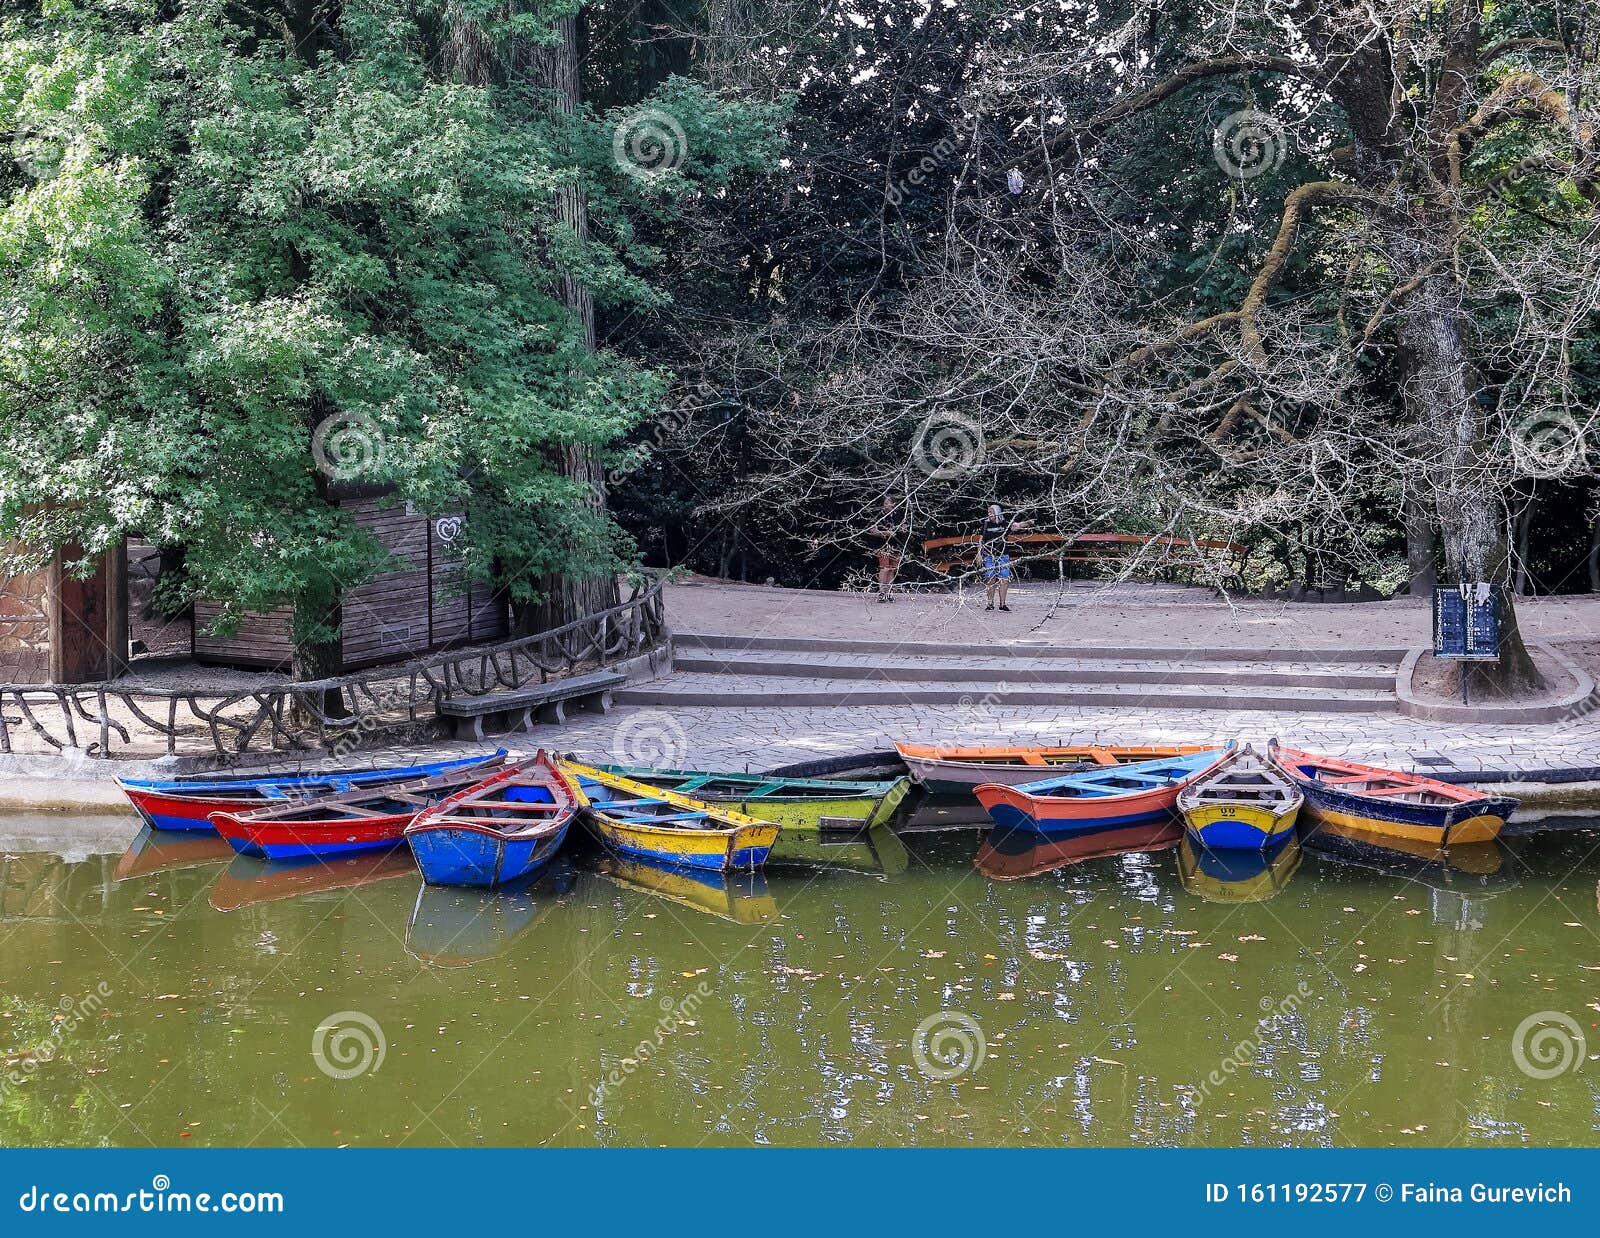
[583,764,911,833]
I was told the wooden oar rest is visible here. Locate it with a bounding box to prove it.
[438,670,626,740]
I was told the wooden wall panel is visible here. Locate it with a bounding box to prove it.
[193,501,506,671]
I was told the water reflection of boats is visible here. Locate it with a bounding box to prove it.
[208,850,418,912]
[1177,833,1301,903]
[1299,820,1515,891]
[975,821,1182,880]
[113,825,235,881]
[592,853,779,923]
[405,863,574,967]
[769,824,909,875]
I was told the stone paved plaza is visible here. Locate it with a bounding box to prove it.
[529,700,1600,783]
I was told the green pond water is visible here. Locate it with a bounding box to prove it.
[4,803,1600,1148]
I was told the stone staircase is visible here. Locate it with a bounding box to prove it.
[614,633,1407,714]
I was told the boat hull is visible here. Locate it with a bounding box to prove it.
[1298,792,1513,846]
[586,765,911,832]
[210,811,412,860]
[1182,801,1299,850]
[584,814,778,871]
[897,744,1208,794]
[123,787,249,833]
[974,782,1182,835]
[117,751,506,833]
[408,821,570,887]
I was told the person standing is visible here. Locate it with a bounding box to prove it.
[980,503,1031,611]
[868,494,907,603]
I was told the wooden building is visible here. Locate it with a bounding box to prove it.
[192,496,507,671]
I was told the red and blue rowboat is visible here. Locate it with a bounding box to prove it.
[405,753,579,887]
[208,765,503,860]
[116,751,507,833]
[973,747,1231,835]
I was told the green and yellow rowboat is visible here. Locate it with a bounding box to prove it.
[583,764,912,833]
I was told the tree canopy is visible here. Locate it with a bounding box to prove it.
[0,0,781,660]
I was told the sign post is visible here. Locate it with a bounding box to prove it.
[1432,583,1502,706]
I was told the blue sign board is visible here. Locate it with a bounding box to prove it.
[1433,583,1501,661]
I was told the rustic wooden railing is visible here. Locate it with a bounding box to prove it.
[0,576,666,760]
[920,531,1247,577]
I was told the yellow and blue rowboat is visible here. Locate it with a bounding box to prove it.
[1269,743,1517,846]
[1176,746,1302,850]
[561,762,780,872]
[584,764,911,833]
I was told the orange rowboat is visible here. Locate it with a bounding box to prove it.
[895,742,1214,794]
[974,747,1232,835]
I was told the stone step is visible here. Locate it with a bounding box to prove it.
[673,649,1397,691]
[676,632,1407,664]
[616,675,1398,714]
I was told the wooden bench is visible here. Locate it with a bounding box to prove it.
[437,670,626,741]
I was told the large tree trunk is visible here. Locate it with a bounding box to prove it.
[525,12,618,633]
[446,8,618,637]
[1398,275,1542,694]
[1404,499,1437,597]
[290,593,347,724]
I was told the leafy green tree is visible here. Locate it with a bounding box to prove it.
[0,0,780,677]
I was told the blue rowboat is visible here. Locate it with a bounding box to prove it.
[405,753,579,887]
[973,746,1231,835]
[116,750,508,832]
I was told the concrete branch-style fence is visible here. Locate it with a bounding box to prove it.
[0,577,667,760]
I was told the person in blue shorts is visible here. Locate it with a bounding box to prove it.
[979,503,1030,611]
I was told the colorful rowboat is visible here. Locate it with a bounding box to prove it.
[561,761,780,871]
[1177,832,1302,904]
[1269,744,1518,846]
[973,747,1231,835]
[585,763,911,832]
[895,742,1214,794]
[976,820,1182,880]
[1175,746,1302,849]
[117,750,508,833]
[405,753,579,887]
[208,765,503,860]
